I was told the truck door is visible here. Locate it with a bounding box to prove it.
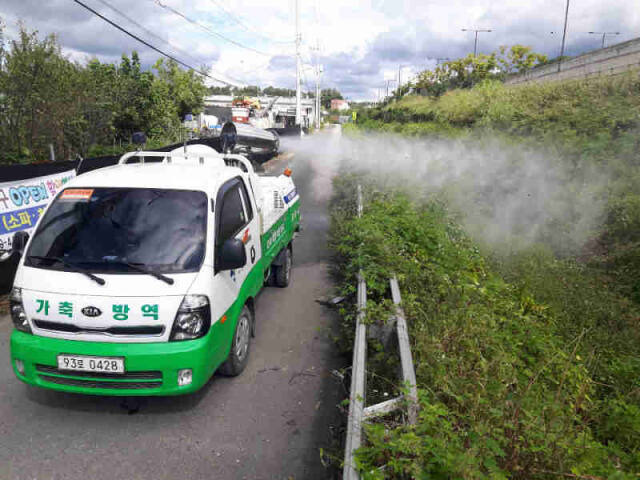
[214,177,260,300]
[237,176,261,274]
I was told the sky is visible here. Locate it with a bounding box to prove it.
[1,0,639,100]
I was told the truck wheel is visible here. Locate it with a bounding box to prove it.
[219,306,252,376]
[274,246,292,288]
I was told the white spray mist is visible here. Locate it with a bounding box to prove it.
[282,127,609,255]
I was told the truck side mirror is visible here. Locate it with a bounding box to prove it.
[12,231,30,256]
[218,238,246,271]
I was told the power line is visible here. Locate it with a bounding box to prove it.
[207,0,293,45]
[72,0,238,86]
[208,0,247,29]
[93,0,204,67]
[151,0,289,57]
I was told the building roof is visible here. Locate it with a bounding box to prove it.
[204,95,315,106]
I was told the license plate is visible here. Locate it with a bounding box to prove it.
[57,354,125,374]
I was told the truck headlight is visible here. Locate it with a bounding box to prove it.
[10,287,31,334]
[170,295,211,341]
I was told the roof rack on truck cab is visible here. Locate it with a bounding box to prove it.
[117,147,257,176]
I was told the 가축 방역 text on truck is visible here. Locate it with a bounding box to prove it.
[8,144,300,395]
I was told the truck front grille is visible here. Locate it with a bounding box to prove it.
[36,364,162,380]
[33,319,164,337]
[38,374,162,390]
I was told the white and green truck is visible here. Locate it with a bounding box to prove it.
[8,144,300,395]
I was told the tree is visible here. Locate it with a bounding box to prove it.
[412,45,547,98]
[0,25,77,161]
[0,23,210,163]
[321,88,343,109]
[209,85,232,95]
[234,85,261,96]
[263,86,296,97]
[153,58,207,119]
[497,45,548,74]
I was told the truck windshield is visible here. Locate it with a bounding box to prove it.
[25,187,207,274]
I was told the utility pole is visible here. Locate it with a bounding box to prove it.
[588,31,620,49]
[385,79,397,99]
[295,0,302,131]
[461,28,492,56]
[315,67,321,128]
[311,41,322,129]
[558,0,570,72]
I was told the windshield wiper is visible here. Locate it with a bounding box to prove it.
[28,255,106,286]
[107,260,174,285]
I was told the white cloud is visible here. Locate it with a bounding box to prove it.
[1,0,638,99]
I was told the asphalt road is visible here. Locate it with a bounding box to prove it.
[0,146,345,480]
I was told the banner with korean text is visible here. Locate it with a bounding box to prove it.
[0,170,76,251]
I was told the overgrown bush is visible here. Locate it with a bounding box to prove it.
[330,177,639,477]
[0,24,207,164]
[354,73,640,314]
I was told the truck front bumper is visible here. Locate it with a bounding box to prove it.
[10,329,226,396]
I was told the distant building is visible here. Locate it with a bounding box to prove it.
[203,95,316,128]
[331,99,350,111]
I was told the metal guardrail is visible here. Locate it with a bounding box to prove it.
[343,186,419,480]
[390,277,419,424]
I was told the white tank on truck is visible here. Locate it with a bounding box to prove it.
[8,145,300,395]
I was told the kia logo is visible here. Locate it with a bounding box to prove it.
[82,306,102,317]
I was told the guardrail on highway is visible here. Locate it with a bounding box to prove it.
[342,185,419,480]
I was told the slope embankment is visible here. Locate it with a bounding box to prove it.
[330,75,640,477]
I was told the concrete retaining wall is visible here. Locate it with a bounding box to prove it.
[506,37,640,85]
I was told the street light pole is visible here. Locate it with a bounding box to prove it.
[558,0,570,72]
[311,41,322,129]
[295,0,302,131]
[385,79,397,99]
[461,28,492,56]
[474,31,478,56]
[588,31,621,48]
[398,65,409,88]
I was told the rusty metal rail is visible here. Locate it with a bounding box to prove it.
[343,186,419,480]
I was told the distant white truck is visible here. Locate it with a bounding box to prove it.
[9,145,300,395]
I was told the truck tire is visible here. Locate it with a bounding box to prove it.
[273,246,292,288]
[219,305,252,376]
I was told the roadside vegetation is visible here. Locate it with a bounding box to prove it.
[333,73,640,477]
[349,74,640,305]
[330,177,639,477]
[386,45,548,100]
[0,23,208,164]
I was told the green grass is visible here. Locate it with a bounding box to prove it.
[367,76,640,144]
[329,177,640,478]
[332,74,640,477]
[354,73,640,322]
